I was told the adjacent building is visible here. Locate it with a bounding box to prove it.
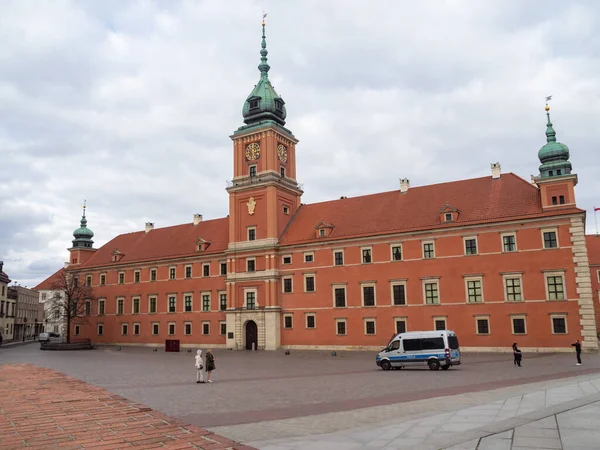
[0,261,15,341]
[38,22,599,352]
[34,268,66,336]
[11,286,44,340]
[588,235,600,334]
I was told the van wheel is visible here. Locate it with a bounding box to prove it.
[428,359,440,371]
[441,365,450,370]
[381,360,392,371]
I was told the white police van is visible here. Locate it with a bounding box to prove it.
[376,330,461,371]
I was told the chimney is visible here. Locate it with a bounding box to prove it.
[193,214,203,225]
[145,222,154,233]
[491,162,501,179]
[399,178,410,194]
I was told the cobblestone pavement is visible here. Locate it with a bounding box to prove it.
[0,364,253,449]
[245,374,600,449]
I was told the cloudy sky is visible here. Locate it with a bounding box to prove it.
[1,0,599,288]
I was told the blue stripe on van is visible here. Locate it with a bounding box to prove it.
[386,353,446,361]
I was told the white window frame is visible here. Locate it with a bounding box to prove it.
[433,316,447,331]
[202,263,210,277]
[220,261,227,276]
[305,313,316,329]
[335,318,347,336]
[502,273,524,302]
[394,317,407,334]
[475,316,490,335]
[361,246,373,264]
[118,271,125,284]
[318,228,326,237]
[150,268,157,281]
[390,244,403,261]
[86,275,92,286]
[511,315,527,335]
[464,276,484,303]
[132,296,141,314]
[501,232,517,252]
[185,265,192,279]
[333,249,344,266]
[169,266,176,280]
[202,321,210,335]
[184,321,192,336]
[422,279,440,305]
[121,323,128,335]
[201,292,211,312]
[117,297,125,315]
[168,294,177,313]
[283,205,290,215]
[332,284,347,308]
[541,228,559,249]
[390,280,407,306]
[304,252,314,263]
[152,322,159,335]
[183,293,193,312]
[364,318,376,335]
[244,288,258,309]
[97,323,104,336]
[283,314,294,329]
[550,314,568,334]
[133,322,140,335]
[247,226,257,241]
[282,254,292,265]
[134,269,141,283]
[304,273,316,293]
[544,270,566,301]
[168,322,176,336]
[100,273,106,285]
[463,236,478,256]
[282,276,293,293]
[597,270,600,282]
[148,295,157,314]
[98,298,105,315]
[246,257,256,272]
[361,282,377,307]
[422,241,435,259]
[218,291,227,311]
[219,321,227,336]
[74,325,80,336]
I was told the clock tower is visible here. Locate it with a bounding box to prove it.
[224,18,303,350]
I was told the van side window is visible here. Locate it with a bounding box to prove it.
[422,337,445,350]
[390,341,400,351]
[403,339,421,351]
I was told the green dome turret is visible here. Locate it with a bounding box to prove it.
[241,17,287,127]
[72,201,94,249]
[538,104,572,178]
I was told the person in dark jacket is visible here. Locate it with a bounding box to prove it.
[572,339,582,365]
[205,349,216,383]
[512,342,522,367]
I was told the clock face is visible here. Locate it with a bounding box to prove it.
[277,144,288,163]
[245,142,260,161]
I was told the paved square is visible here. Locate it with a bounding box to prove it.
[0,363,252,449]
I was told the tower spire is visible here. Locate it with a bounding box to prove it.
[72,201,94,248]
[537,100,572,178]
[259,14,270,78]
[545,103,556,143]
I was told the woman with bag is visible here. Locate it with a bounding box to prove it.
[206,349,216,383]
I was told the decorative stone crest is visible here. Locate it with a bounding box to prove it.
[247,197,256,215]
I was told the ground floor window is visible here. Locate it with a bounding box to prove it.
[336,319,346,336]
[284,315,293,329]
[512,317,526,335]
[74,325,80,336]
[152,323,159,335]
[97,324,103,336]
[476,318,490,335]
[185,322,192,335]
[202,322,210,335]
[220,321,226,335]
[133,323,140,335]
[364,319,376,335]
[434,318,446,331]
[395,319,407,334]
[551,316,567,334]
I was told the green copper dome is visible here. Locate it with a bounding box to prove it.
[241,21,287,127]
[538,106,572,178]
[72,203,94,249]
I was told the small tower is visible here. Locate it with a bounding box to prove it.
[534,103,578,210]
[68,201,97,265]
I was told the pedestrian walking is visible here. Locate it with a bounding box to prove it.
[572,339,582,365]
[0,332,3,346]
[205,349,215,383]
[194,349,205,384]
[512,342,522,367]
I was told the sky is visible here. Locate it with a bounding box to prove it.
[1,0,599,288]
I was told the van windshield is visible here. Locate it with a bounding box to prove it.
[448,335,459,349]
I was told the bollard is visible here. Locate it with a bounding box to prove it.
[331,351,337,356]
[252,342,256,351]
[285,350,290,355]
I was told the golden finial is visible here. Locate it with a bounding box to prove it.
[262,12,267,26]
[545,104,550,112]
[545,95,552,111]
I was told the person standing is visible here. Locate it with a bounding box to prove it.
[205,349,215,383]
[572,339,582,365]
[512,343,522,367]
[195,350,205,383]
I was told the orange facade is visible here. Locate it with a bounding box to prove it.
[36,25,599,353]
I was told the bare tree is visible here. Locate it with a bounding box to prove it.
[48,270,94,344]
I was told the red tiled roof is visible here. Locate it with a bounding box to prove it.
[33,268,64,291]
[280,173,584,245]
[79,217,229,269]
[587,234,600,266]
[0,271,10,284]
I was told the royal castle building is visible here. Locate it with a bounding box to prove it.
[36,22,599,352]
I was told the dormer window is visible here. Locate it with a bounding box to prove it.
[314,221,334,238]
[249,99,259,109]
[196,239,211,252]
[439,202,459,224]
[275,100,283,111]
[557,169,562,175]
[319,229,326,237]
[445,213,452,221]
